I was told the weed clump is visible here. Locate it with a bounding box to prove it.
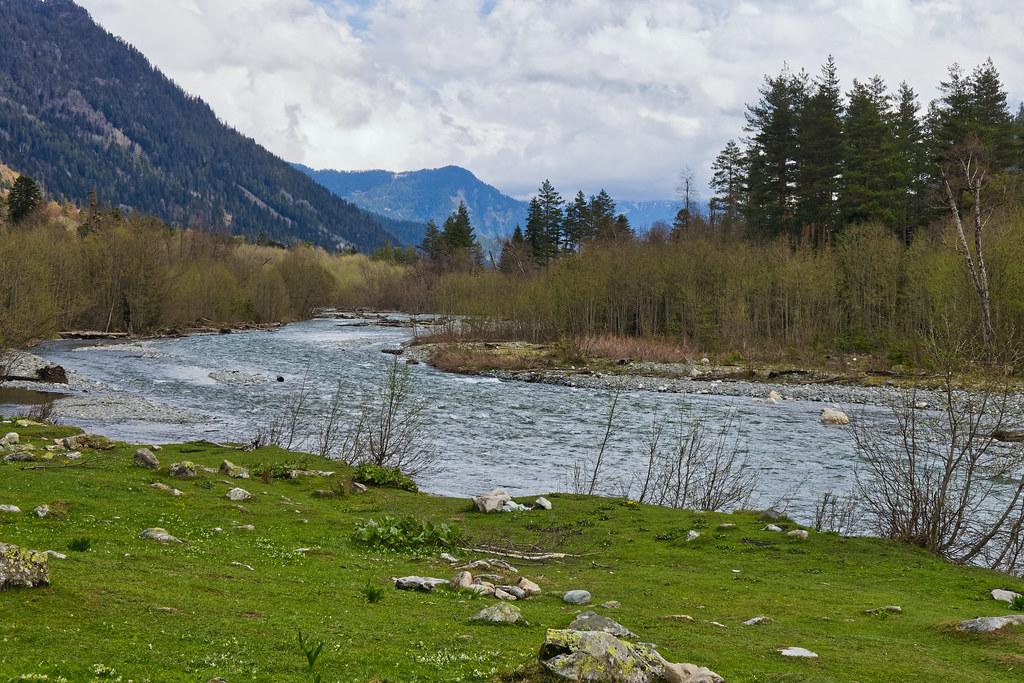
[351,514,464,551]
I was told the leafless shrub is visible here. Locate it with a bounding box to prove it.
[812,489,863,535]
[25,397,57,423]
[630,403,756,511]
[339,356,438,476]
[312,379,345,459]
[0,349,19,383]
[569,381,623,495]
[853,373,1024,574]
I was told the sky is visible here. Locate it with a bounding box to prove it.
[75,0,1024,202]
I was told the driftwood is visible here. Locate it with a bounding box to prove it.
[460,545,577,561]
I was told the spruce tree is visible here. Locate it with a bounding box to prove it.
[6,175,42,223]
[743,65,808,239]
[796,57,844,246]
[708,139,746,237]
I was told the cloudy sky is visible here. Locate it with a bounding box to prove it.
[76,0,1023,201]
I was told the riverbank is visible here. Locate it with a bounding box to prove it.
[1,419,1024,681]
[406,340,1024,414]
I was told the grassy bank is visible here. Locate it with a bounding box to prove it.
[2,419,1024,682]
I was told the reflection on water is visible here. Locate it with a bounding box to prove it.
[0,386,65,411]
[30,317,875,522]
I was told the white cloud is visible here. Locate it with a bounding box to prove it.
[77,0,1024,201]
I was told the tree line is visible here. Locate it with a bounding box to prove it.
[0,180,393,355]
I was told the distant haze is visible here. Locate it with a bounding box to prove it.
[77,0,1024,201]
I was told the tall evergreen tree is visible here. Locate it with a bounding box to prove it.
[707,139,746,237]
[562,191,589,252]
[440,202,482,267]
[743,65,808,239]
[524,180,563,263]
[796,57,844,246]
[588,190,617,241]
[498,225,529,275]
[6,175,43,223]
[419,219,443,262]
[892,82,927,241]
[839,76,903,229]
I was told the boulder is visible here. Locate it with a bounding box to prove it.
[539,629,667,682]
[686,530,701,542]
[219,460,250,479]
[473,488,512,513]
[394,576,448,592]
[567,611,638,639]
[0,505,21,513]
[787,529,809,540]
[779,647,818,658]
[471,602,524,624]
[62,434,114,450]
[450,571,473,590]
[133,448,160,469]
[993,429,1024,443]
[495,587,516,601]
[0,542,50,590]
[662,663,725,683]
[563,589,591,605]
[516,576,541,597]
[533,496,552,510]
[33,505,50,518]
[820,408,850,426]
[957,615,1024,632]
[2,432,18,446]
[226,487,252,501]
[992,589,1022,603]
[139,528,183,543]
[169,461,198,478]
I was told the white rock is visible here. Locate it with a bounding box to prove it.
[43,550,67,560]
[820,408,850,425]
[787,529,809,540]
[226,487,252,501]
[958,615,1024,632]
[992,589,1022,603]
[763,524,782,532]
[779,647,818,658]
[0,505,21,513]
[686,530,701,542]
[139,527,182,543]
[768,390,783,402]
[2,432,19,445]
[33,505,50,518]
[743,616,774,626]
[533,496,552,510]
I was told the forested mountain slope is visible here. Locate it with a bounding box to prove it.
[0,0,394,252]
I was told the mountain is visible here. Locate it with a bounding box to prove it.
[0,0,394,252]
[296,164,684,243]
[295,164,528,240]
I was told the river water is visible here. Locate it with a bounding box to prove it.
[25,316,878,523]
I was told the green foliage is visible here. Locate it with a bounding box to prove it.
[296,630,324,683]
[66,536,92,552]
[351,514,465,551]
[1010,594,1024,611]
[6,174,42,223]
[251,459,306,481]
[359,579,386,604]
[353,462,419,492]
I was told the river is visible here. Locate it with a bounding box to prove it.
[16,315,882,524]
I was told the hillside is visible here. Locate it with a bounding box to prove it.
[0,0,394,252]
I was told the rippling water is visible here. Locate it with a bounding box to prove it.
[31,316,880,522]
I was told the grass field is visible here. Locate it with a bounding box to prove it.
[2,417,1024,682]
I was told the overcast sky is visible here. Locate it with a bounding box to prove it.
[75,0,1024,202]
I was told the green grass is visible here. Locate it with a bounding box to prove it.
[2,417,1024,681]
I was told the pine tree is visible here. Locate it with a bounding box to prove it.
[6,175,43,223]
[796,57,844,246]
[839,76,903,229]
[440,202,482,268]
[588,190,617,241]
[498,225,529,275]
[707,139,746,237]
[562,191,589,251]
[419,219,443,262]
[968,58,1015,168]
[524,180,563,263]
[743,65,808,239]
[892,82,927,241]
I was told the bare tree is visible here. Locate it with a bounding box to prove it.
[631,403,756,512]
[313,379,345,459]
[340,356,438,476]
[812,489,863,535]
[940,134,995,360]
[570,381,623,495]
[854,373,1024,574]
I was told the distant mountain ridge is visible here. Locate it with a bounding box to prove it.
[0,0,394,252]
[296,164,682,240]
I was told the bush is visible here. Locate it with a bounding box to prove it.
[353,462,418,492]
[351,514,464,551]
[67,536,92,552]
